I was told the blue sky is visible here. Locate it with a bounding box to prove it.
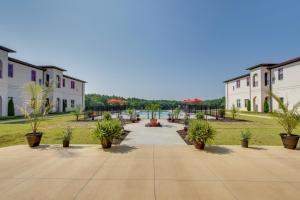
[1,0,300,100]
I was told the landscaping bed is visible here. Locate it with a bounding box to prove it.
[113,130,131,145]
[176,129,192,145]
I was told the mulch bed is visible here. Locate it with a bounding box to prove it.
[176,129,193,145]
[113,130,131,145]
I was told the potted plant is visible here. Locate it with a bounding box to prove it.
[102,111,112,121]
[93,119,123,148]
[127,108,136,122]
[269,91,300,149]
[145,103,160,126]
[195,112,204,120]
[21,82,52,147]
[240,129,251,148]
[186,120,215,150]
[62,127,73,147]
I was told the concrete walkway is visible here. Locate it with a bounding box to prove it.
[121,119,185,145]
[1,144,300,199]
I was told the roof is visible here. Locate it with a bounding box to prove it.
[8,57,42,70]
[0,45,16,53]
[269,56,300,70]
[246,63,277,70]
[39,65,67,72]
[63,75,87,83]
[223,73,250,83]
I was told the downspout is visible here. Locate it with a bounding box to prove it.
[269,68,272,112]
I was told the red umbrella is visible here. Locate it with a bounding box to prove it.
[107,99,127,103]
[182,98,204,103]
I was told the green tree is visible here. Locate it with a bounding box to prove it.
[247,100,251,111]
[264,100,269,113]
[7,98,15,116]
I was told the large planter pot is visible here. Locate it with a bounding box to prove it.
[241,140,248,148]
[194,141,205,150]
[280,133,299,150]
[63,140,70,148]
[25,132,43,147]
[101,138,112,149]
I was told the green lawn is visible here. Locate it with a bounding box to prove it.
[0,113,295,147]
[0,115,98,148]
[210,114,296,146]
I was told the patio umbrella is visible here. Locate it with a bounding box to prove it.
[182,98,204,114]
[106,99,128,117]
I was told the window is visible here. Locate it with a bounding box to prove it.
[246,77,250,86]
[63,79,65,87]
[46,74,50,87]
[0,59,2,78]
[236,80,240,88]
[8,64,13,78]
[31,70,36,82]
[71,81,75,89]
[278,68,283,80]
[253,74,258,87]
[56,75,61,88]
[264,72,268,86]
[237,99,241,108]
[71,100,75,108]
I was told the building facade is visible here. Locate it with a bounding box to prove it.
[224,56,300,112]
[0,45,86,117]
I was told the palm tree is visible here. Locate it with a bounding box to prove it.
[145,103,160,119]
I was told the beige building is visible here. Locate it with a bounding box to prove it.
[0,45,86,117]
[224,56,300,112]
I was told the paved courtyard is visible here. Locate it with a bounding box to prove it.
[1,144,300,199]
[121,119,185,145]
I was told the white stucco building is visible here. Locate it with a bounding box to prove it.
[224,56,300,112]
[0,45,86,117]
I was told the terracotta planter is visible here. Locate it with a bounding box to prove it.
[194,141,205,150]
[25,132,43,147]
[280,133,299,150]
[101,138,112,149]
[63,140,70,147]
[241,140,248,148]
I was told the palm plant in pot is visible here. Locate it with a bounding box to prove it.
[145,103,160,126]
[62,127,73,147]
[93,119,123,148]
[72,105,83,121]
[20,82,52,147]
[186,120,215,150]
[269,91,300,149]
[240,129,251,148]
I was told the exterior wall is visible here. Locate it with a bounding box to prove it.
[225,76,250,111]
[0,48,85,117]
[7,61,43,116]
[271,61,300,111]
[0,50,9,116]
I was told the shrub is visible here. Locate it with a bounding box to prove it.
[93,119,123,142]
[72,105,82,121]
[186,120,215,144]
[62,127,73,141]
[241,129,251,141]
[174,108,181,119]
[195,112,204,120]
[231,105,239,119]
[7,98,15,116]
[102,112,112,121]
[219,108,225,118]
[264,100,269,113]
[247,100,251,111]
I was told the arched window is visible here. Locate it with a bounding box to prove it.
[253,74,258,87]
[56,75,61,88]
[0,59,3,79]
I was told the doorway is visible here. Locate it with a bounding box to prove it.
[63,99,67,112]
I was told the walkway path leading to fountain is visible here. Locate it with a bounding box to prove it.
[121,119,186,145]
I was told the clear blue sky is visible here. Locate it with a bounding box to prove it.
[1,0,300,100]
